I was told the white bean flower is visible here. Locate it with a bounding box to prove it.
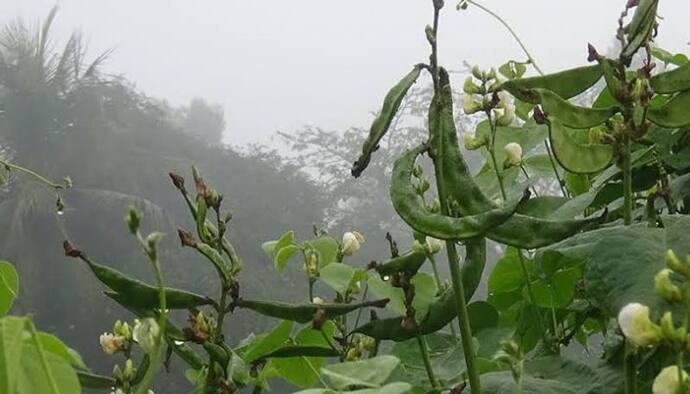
[652,366,689,394]
[617,302,661,347]
[341,231,365,256]
[503,142,523,168]
[99,332,124,355]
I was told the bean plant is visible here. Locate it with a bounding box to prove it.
[2,0,690,393]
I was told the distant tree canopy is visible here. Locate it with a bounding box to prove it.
[0,8,325,382]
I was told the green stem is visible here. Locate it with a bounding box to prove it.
[486,112,507,201]
[135,235,167,394]
[464,0,544,75]
[622,133,633,225]
[27,319,60,394]
[624,343,637,394]
[428,254,459,338]
[417,335,439,389]
[0,158,64,189]
[517,251,550,350]
[544,141,569,197]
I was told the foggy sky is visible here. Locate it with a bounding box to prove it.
[1,1,688,146]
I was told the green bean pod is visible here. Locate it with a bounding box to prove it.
[235,298,390,324]
[650,62,690,94]
[77,372,116,389]
[647,90,690,128]
[432,69,607,249]
[462,237,486,300]
[352,65,423,177]
[500,65,603,104]
[196,243,231,282]
[79,258,211,309]
[263,346,339,359]
[622,0,658,60]
[375,250,428,277]
[195,195,209,242]
[354,288,455,342]
[391,144,528,240]
[535,88,618,129]
[547,117,613,174]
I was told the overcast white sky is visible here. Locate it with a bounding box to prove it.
[1,1,688,146]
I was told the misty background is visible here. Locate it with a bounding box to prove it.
[0,1,688,392]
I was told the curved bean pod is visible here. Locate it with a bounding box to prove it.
[352,65,423,177]
[234,298,389,324]
[547,117,613,174]
[647,90,690,128]
[535,88,618,129]
[501,65,603,104]
[650,62,690,94]
[462,238,486,300]
[622,0,658,60]
[391,144,528,240]
[263,346,339,359]
[375,250,428,277]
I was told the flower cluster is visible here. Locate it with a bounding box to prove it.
[617,250,690,393]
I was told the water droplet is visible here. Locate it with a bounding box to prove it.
[383,275,390,281]
[174,340,184,346]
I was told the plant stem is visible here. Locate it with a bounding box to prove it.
[544,141,569,197]
[428,254,459,338]
[517,251,550,350]
[417,335,439,389]
[465,0,544,75]
[624,343,637,394]
[622,132,633,225]
[27,319,60,394]
[486,112,507,201]
[0,158,64,189]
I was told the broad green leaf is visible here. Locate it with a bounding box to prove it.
[17,342,81,394]
[392,333,466,386]
[261,240,278,260]
[481,371,580,393]
[488,248,525,294]
[274,244,300,272]
[308,237,339,267]
[270,356,323,389]
[0,316,26,393]
[475,327,514,359]
[647,90,690,128]
[294,382,412,394]
[321,355,400,390]
[528,267,581,309]
[523,154,561,179]
[467,301,498,333]
[241,320,292,363]
[548,118,613,174]
[294,321,336,348]
[24,332,86,369]
[0,262,19,316]
[320,263,359,294]
[516,196,570,219]
[261,230,295,260]
[368,273,437,322]
[545,215,690,315]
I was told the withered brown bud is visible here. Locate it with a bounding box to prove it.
[168,172,186,192]
[63,240,83,258]
[312,308,327,330]
[401,315,417,330]
[626,0,639,8]
[587,43,600,63]
[533,106,548,124]
[177,228,197,247]
[450,382,467,394]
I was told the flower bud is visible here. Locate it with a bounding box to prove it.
[429,198,441,214]
[168,172,186,192]
[464,133,487,150]
[485,68,497,81]
[114,320,132,340]
[123,359,136,381]
[425,25,435,44]
[503,143,523,168]
[471,65,483,80]
[415,178,430,195]
[660,312,685,343]
[312,297,325,305]
[652,366,689,394]
[617,303,661,347]
[425,237,445,254]
[126,207,141,234]
[341,231,364,256]
[463,77,481,95]
[462,95,483,115]
[99,332,125,355]
[133,318,160,355]
[655,269,682,303]
[412,164,423,178]
[667,249,690,278]
[412,240,426,254]
[204,188,222,211]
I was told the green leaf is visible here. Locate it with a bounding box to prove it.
[321,355,400,390]
[368,273,437,322]
[76,371,115,389]
[0,316,26,393]
[391,333,465,386]
[488,248,525,294]
[548,118,613,174]
[320,263,365,294]
[467,301,498,333]
[274,244,300,272]
[270,356,323,389]
[262,230,295,261]
[25,332,86,369]
[17,342,81,394]
[545,216,690,315]
[294,382,413,394]
[307,237,339,267]
[0,262,19,316]
[516,196,570,219]
[528,267,581,309]
[241,320,293,363]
